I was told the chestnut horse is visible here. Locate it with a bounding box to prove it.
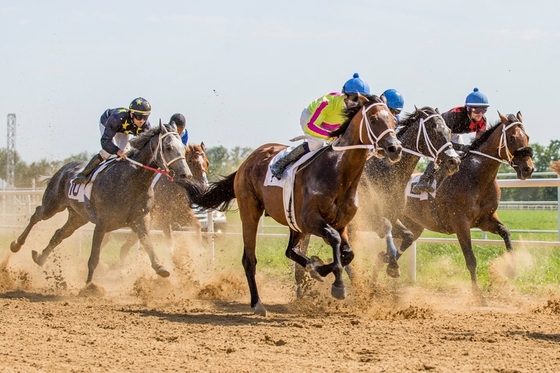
[396,112,534,305]
[116,142,209,262]
[194,95,402,315]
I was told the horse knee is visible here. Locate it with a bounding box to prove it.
[341,248,354,266]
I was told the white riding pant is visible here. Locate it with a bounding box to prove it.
[98,122,131,160]
[300,108,326,151]
[451,133,464,144]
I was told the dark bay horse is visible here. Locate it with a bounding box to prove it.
[10,123,204,284]
[116,142,209,262]
[194,95,403,315]
[396,112,534,305]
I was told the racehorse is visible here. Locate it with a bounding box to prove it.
[551,161,560,175]
[115,142,209,262]
[10,123,204,284]
[396,112,534,305]
[194,95,403,316]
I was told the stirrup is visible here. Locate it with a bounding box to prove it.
[412,181,434,193]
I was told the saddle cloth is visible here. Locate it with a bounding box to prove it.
[263,146,320,232]
[406,174,437,201]
[68,159,116,202]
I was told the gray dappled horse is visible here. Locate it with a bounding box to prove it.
[10,123,204,284]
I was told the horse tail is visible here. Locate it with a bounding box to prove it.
[551,161,560,175]
[37,175,53,185]
[194,172,237,212]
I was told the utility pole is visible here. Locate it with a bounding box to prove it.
[7,114,16,189]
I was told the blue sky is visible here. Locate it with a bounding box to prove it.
[1,0,558,163]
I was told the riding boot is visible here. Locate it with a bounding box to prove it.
[73,154,104,184]
[452,142,470,157]
[412,161,436,193]
[270,143,310,180]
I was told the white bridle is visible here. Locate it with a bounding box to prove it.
[400,114,453,164]
[469,121,523,166]
[331,103,397,155]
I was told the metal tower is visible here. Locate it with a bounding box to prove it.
[7,114,16,189]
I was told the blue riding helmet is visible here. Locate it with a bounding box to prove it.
[129,97,152,114]
[465,88,489,107]
[342,73,370,95]
[381,89,404,111]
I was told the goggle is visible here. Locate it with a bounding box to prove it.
[390,108,402,116]
[469,107,487,114]
[132,113,150,121]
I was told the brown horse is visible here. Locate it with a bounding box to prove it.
[116,143,209,262]
[551,161,560,175]
[194,95,402,315]
[396,112,534,305]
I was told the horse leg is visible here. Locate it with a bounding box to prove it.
[86,226,108,283]
[308,224,346,300]
[162,224,174,254]
[11,204,63,253]
[134,224,170,278]
[479,214,515,279]
[456,230,488,306]
[118,232,139,265]
[31,209,89,266]
[393,219,415,261]
[289,234,312,298]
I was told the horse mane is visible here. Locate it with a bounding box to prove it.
[329,95,383,138]
[128,123,176,153]
[396,107,439,138]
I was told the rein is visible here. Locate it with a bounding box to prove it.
[400,114,453,163]
[127,130,186,182]
[331,103,396,155]
[469,121,521,167]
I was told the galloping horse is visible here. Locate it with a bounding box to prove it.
[356,107,461,276]
[396,112,534,305]
[551,161,560,175]
[295,107,462,294]
[194,95,402,315]
[10,123,204,284]
[116,142,209,262]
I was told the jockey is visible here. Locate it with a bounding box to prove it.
[412,87,489,193]
[169,113,188,146]
[73,97,152,184]
[380,89,405,122]
[270,72,371,180]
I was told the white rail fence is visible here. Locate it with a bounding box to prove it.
[1,174,559,281]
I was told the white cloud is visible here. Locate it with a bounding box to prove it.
[0,7,18,16]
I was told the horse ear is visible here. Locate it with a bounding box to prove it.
[357,93,369,105]
[380,95,387,104]
[497,111,508,124]
[435,108,440,114]
[201,142,206,151]
[516,111,523,123]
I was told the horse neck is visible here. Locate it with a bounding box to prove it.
[334,116,371,182]
[467,127,505,182]
[130,137,157,168]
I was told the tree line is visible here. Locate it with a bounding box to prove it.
[0,140,558,201]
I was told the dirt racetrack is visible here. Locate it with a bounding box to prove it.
[1,222,560,373]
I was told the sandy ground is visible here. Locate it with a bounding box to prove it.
[1,221,560,373]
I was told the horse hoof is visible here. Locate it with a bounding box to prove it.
[309,270,324,282]
[386,265,401,278]
[155,266,170,278]
[378,251,390,263]
[253,301,267,317]
[10,241,21,253]
[331,284,346,300]
[31,250,45,266]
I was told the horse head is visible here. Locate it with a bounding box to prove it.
[400,106,461,177]
[129,123,193,180]
[185,142,209,185]
[332,95,402,163]
[497,111,534,180]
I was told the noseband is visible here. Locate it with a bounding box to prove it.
[152,131,186,177]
